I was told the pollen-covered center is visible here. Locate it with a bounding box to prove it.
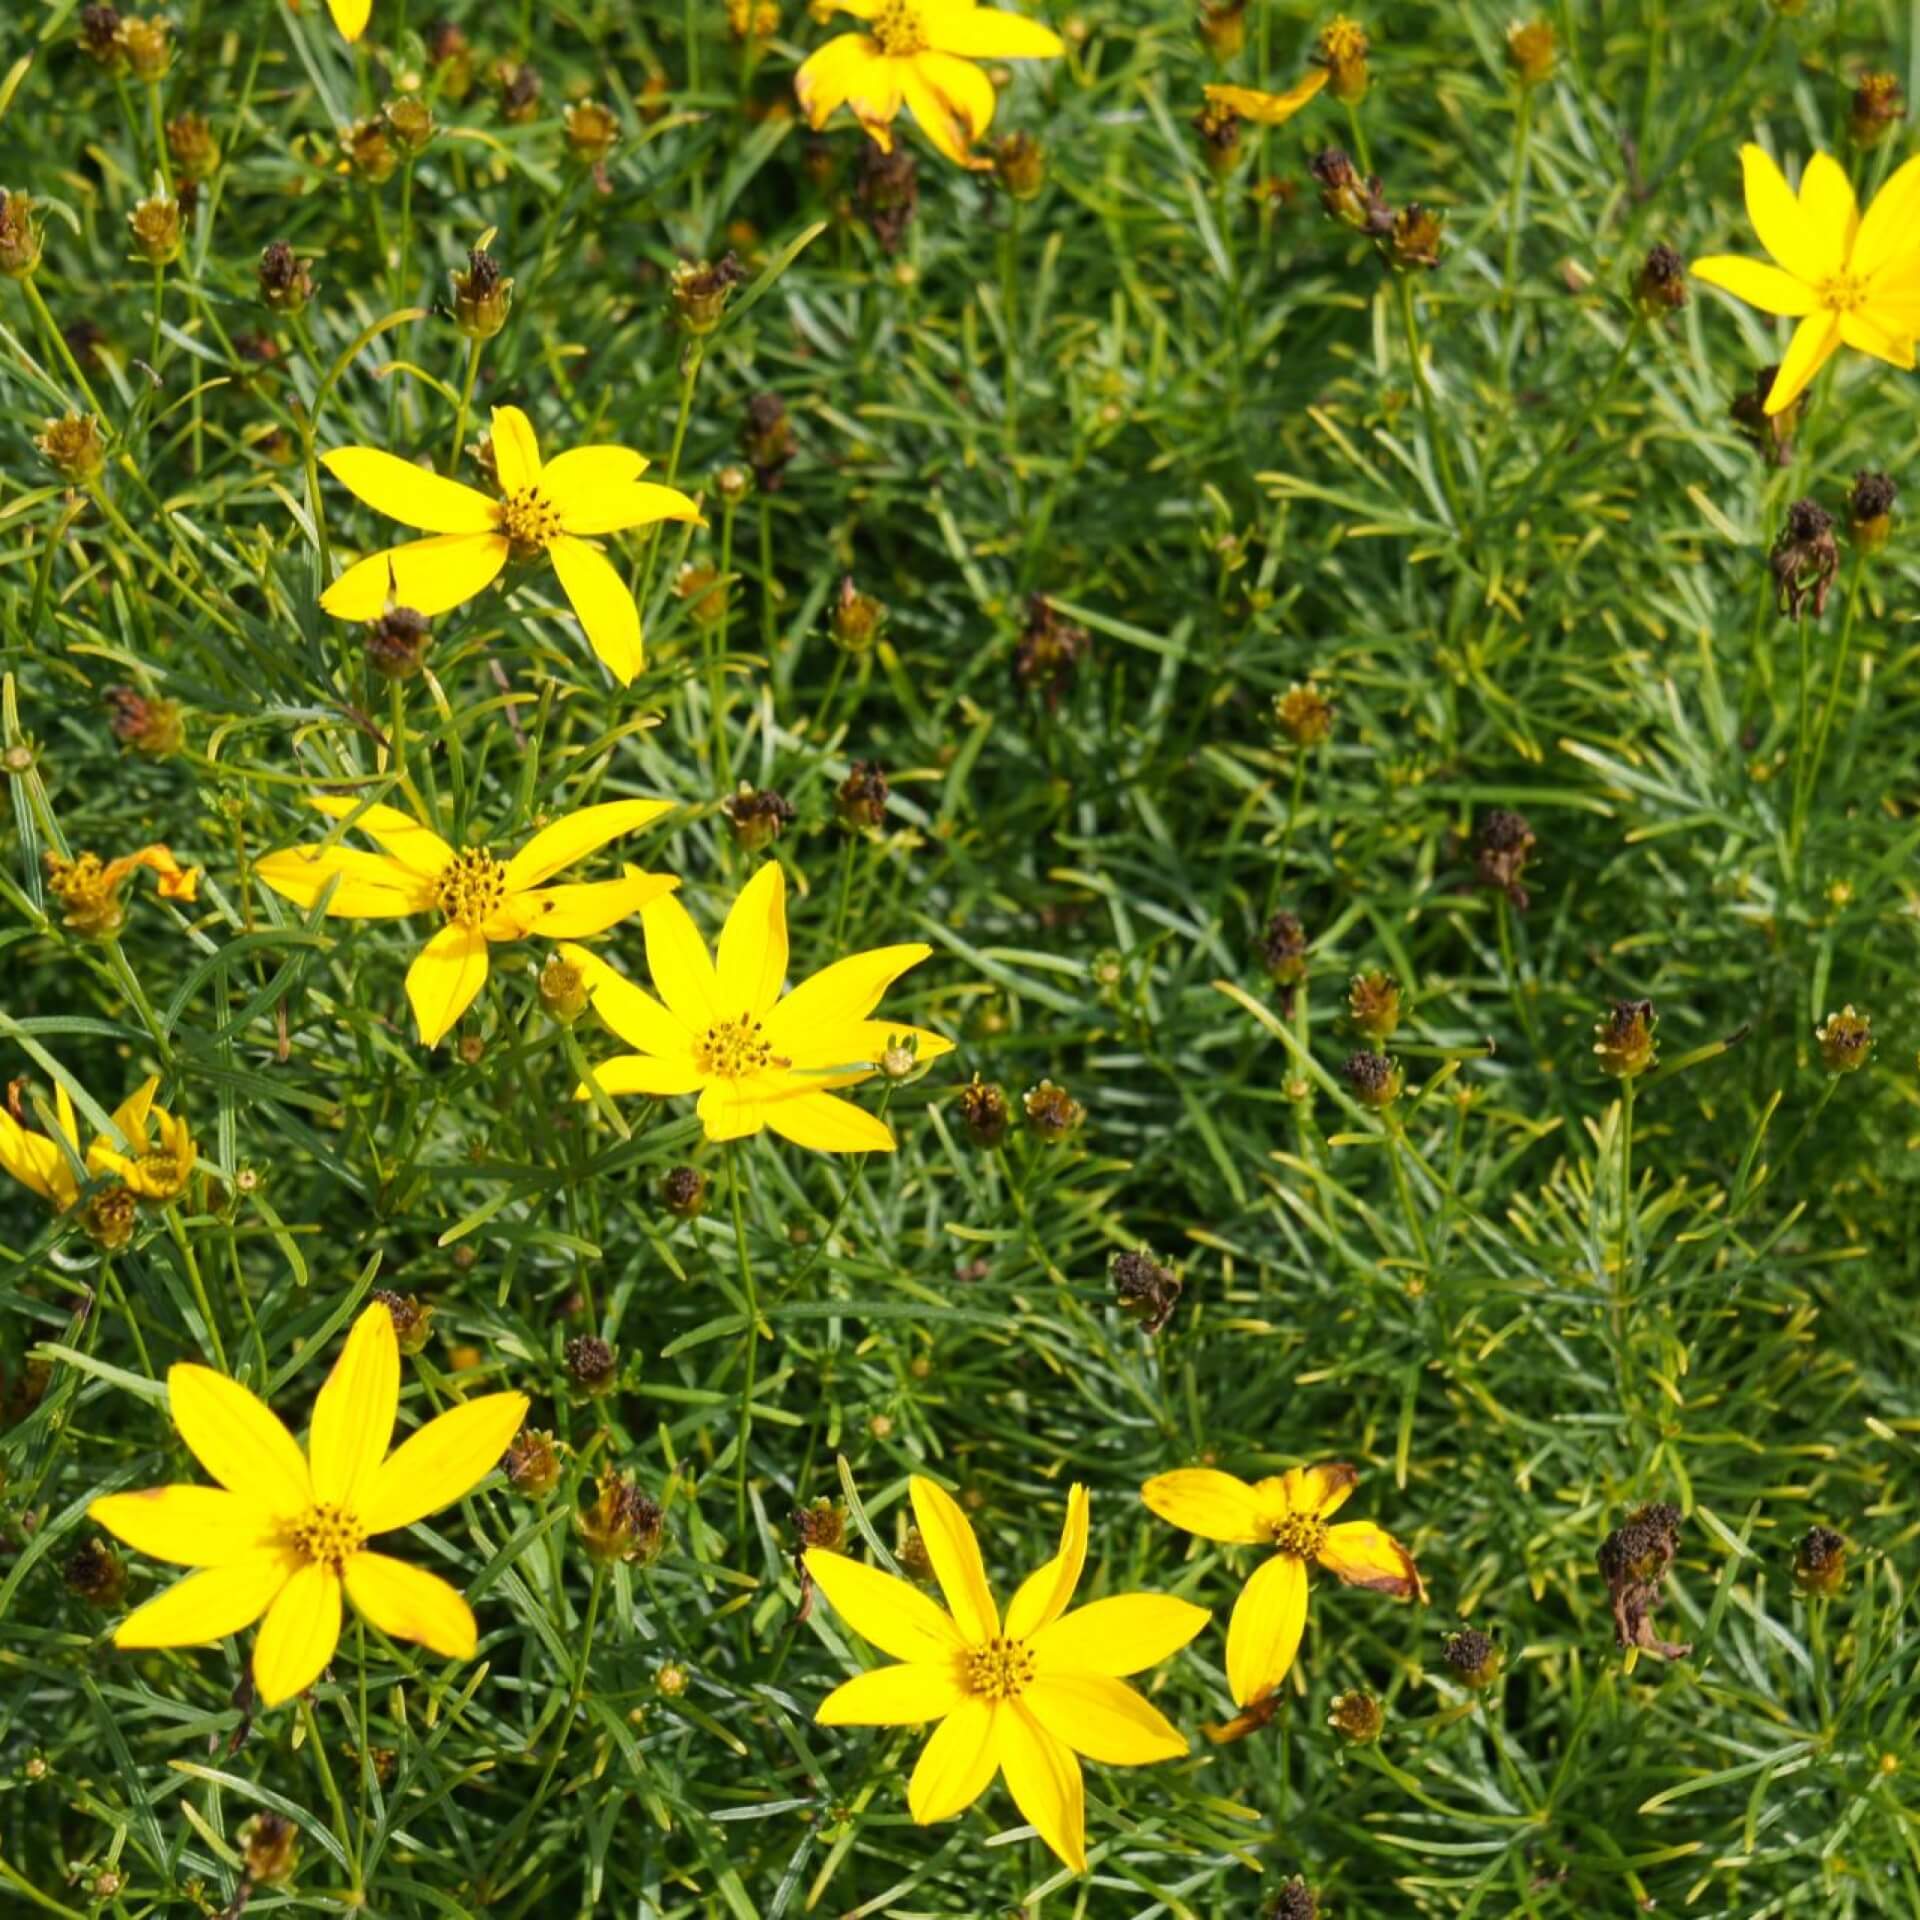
[872,0,929,55]
[288,1501,366,1571]
[693,1014,786,1079]
[500,485,563,558]
[1270,1512,1328,1558]
[964,1636,1035,1700]
[1817,272,1869,313]
[435,847,510,929]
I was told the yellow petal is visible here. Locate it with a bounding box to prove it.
[326,0,372,38]
[168,1363,311,1518]
[642,891,721,1028]
[505,870,678,939]
[1317,1520,1422,1598]
[343,1551,478,1658]
[113,1551,299,1649]
[254,846,435,920]
[794,1018,955,1079]
[358,1390,530,1536]
[762,944,934,1052]
[548,536,644,685]
[490,406,543,493]
[1840,308,1916,367]
[906,1693,1001,1822]
[1855,152,1920,278]
[89,1486,283,1566]
[252,1560,343,1707]
[1140,1468,1268,1544]
[55,1083,79,1152]
[571,1053,706,1099]
[0,1111,75,1208]
[817,1660,965,1726]
[1739,143,1830,284]
[997,1705,1086,1873]
[1796,150,1859,265]
[1224,1551,1308,1707]
[1023,1672,1186,1766]
[715,863,789,1018]
[307,1304,400,1511]
[803,1547,968,1663]
[795,32,885,128]
[928,4,1066,57]
[1282,1462,1358,1519]
[536,444,647,511]
[406,924,490,1048]
[1688,254,1818,316]
[557,482,702,538]
[910,1476,999,1643]
[1029,1592,1210,1677]
[1766,311,1842,414]
[105,1076,159,1151]
[321,448,497,535]
[320,532,510,621]
[502,799,675,891]
[900,55,994,167]
[696,1080,763,1140]
[308,796,455,876]
[562,943,692,1057]
[1202,69,1328,124]
[1003,1484,1087,1640]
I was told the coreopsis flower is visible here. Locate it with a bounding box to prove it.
[88,1083,196,1202]
[89,1304,527,1707]
[795,0,1065,171]
[0,1075,173,1214]
[254,795,677,1047]
[805,1477,1209,1873]
[327,0,372,39]
[1203,68,1328,127]
[564,862,951,1152]
[45,844,198,938]
[1690,146,1920,415]
[1141,1463,1420,1707]
[316,406,701,684]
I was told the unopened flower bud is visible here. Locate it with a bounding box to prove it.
[36,413,107,484]
[1506,19,1555,85]
[661,1165,708,1218]
[451,248,513,340]
[1273,682,1333,746]
[1023,1079,1085,1143]
[531,953,586,1026]
[1442,1628,1501,1689]
[1593,999,1657,1079]
[1195,0,1247,61]
[1850,72,1905,148]
[165,113,220,184]
[674,563,730,627]
[1793,1525,1847,1596]
[830,575,887,653]
[258,240,314,314]
[0,190,43,278]
[238,1811,299,1886]
[1314,15,1370,102]
[1328,1688,1384,1743]
[506,1427,563,1497]
[1814,1006,1871,1073]
[1847,471,1896,554]
[565,1334,618,1396]
[426,20,475,99]
[993,130,1047,199]
[1347,970,1401,1041]
[383,96,436,155]
[365,607,431,678]
[715,462,753,505]
[372,1289,435,1355]
[564,99,620,164]
[1634,243,1687,317]
[343,118,399,183]
[671,253,746,335]
[835,760,890,831]
[127,191,183,266]
[119,14,172,80]
[105,686,186,758]
[1342,1050,1403,1109]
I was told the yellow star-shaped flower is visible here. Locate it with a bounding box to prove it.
[0,1075,186,1213]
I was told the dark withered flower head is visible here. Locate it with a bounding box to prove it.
[258,240,314,313]
[238,1811,299,1886]
[165,113,220,184]
[105,686,185,757]
[1389,203,1445,272]
[1442,1627,1501,1688]
[1266,1876,1319,1920]
[1850,72,1905,148]
[1192,99,1243,175]
[1848,471,1895,553]
[1771,497,1839,618]
[1111,1247,1183,1334]
[661,1164,708,1217]
[577,1471,665,1565]
[1260,909,1308,986]
[956,1076,1010,1147]
[1634,243,1687,315]
[1473,807,1536,908]
[1023,1078,1086,1143]
[1342,1049,1404,1109]
[835,760,891,831]
[565,1334,618,1395]
[1310,147,1392,234]
[64,1537,125,1607]
[994,130,1047,199]
[724,784,796,852]
[1013,595,1091,708]
[1597,1501,1691,1659]
[742,391,796,490]
[1814,1006,1871,1074]
[365,606,431,679]
[1328,1687,1384,1743]
[856,144,919,253]
[1593,998,1657,1079]
[505,1427,563,1496]
[1793,1525,1847,1596]
[896,1527,935,1580]
[1731,364,1796,466]
[1347,969,1401,1040]
[80,5,125,64]
[451,248,513,340]
[496,60,542,122]
[793,1498,846,1551]
[671,253,746,334]
[371,1288,434,1355]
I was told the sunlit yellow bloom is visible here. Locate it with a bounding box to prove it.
[254,794,678,1048]
[565,861,950,1153]
[1692,145,1920,414]
[1202,66,1329,125]
[317,405,701,684]
[1142,1462,1420,1708]
[46,843,198,939]
[796,0,1064,170]
[327,0,372,42]
[90,1303,528,1708]
[806,1477,1209,1873]
[0,1075,181,1213]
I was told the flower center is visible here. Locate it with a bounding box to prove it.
[692,1014,787,1079]
[1818,272,1869,313]
[1270,1512,1328,1558]
[136,1148,188,1193]
[499,485,562,558]
[435,847,510,929]
[288,1501,366,1571]
[964,1636,1034,1700]
[872,0,929,55]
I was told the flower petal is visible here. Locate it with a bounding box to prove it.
[562,943,692,1057]
[490,406,543,493]
[1796,150,1859,264]
[817,1660,965,1726]
[1282,1462,1358,1519]
[572,1053,707,1100]
[803,1547,967,1664]
[1739,143,1830,284]
[715,864,790,1018]
[1023,1671,1186,1766]
[1003,1484,1088,1640]
[1224,1551,1307,1707]
[1317,1520,1422,1598]
[558,482,702,538]
[308,796,455,876]
[506,871,677,940]
[253,846,437,919]
[326,0,372,38]
[1839,308,1916,368]
[796,32,885,128]
[307,1304,400,1512]
[900,55,995,168]
[762,944,934,1052]
[800,1018,955,1081]
[536,445,647,510]
[113,1551,299,1648]
[321,448,499,535]
[168,1364,311,1518]
[406,924,490,1049]
[320,532,510,621]
[928,4,1066,57]
[1202,69,1328,124]
[1689,255,1818,316]
[1855,152,1920,278]
[106,1077,158,1149]
[357,1391,530,1537]
[1765,311,1842,414]
[0,1112,76,1208]
[997,1705,1086,1873]
[343,1551,478,1658]
[762,1086,899,1153]
[548,535,644,685]
[906,1694,1000,1823]
[1140,1468,1268,1544]
[252,1560,343,1707]
[643,891,721,1028]
[89,1486,284,1567]
[910,1476,999,1643]
[1029,1592,1210,1677]
[697,1080,763,1140]
[502,799,675,891]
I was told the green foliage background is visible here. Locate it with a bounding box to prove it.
[2,0,1918,1911]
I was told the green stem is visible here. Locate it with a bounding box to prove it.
[21,276,106,418]
[730,1142,760,1537]
[1393,272,1467,533]
[446,334,483,478]
[639,340,704,613]
[149,262,165,370]
[167,1207,227,1373]
[1618,1073,1635,1285]
[1502,89,1532,317]
[1794,553,1866,860]
[1001,198,1021,452]
[147,83,174,193]
[711,500,737,793]
[300,1698,361,1899]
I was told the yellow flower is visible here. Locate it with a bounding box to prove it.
[1141,1462,1421,1707]
[254,794,678,1048]
[0,1075,178,1213]
[46,843,199,939]
[317,405,701,684]
[1691,145,1920,415]
[1202,67,1329,125]
[796,0,1064,171]
[565,861,950,1153]
[89,1303,528,1708]
[805,1477,1209,1873]
[327,0,372,40]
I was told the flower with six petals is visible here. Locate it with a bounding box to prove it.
[1141,1463,1421,1707]
[89,1303,528,1708]
[254,794,678,1048]
[806,1477,1209,1873]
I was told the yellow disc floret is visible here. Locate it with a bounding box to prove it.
[693,1015,786,1079]
[964,1635,1036,1700]
[435,848,510,929]
[499,485,563,557]
[1270,1511,1329,1559]
[872,0,930,55]
[288,1502,367,1571]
